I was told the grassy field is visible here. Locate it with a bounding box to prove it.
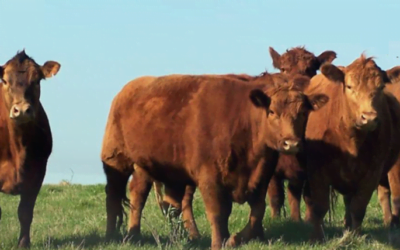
[1,183,399,250]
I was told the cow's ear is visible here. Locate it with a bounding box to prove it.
[41,61,61,79]
[385,66,400,84]
[316,50,337,69]
[304,94,329,111]
[250,89,271,109]
[320,63,344,84]
[269,47,281,69]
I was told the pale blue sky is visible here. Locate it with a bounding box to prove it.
[1,0,399,184]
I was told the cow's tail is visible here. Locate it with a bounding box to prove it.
[153,181,165,215]
[117,192,131,232]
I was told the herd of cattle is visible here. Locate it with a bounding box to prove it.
[1,47,400,249]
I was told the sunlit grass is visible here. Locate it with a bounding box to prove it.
[0,183,399,249]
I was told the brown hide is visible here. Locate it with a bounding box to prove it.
[266,47,337,221]
[304,55,399,241]
[154,47,339,234]
[101,73,328,249]
[376,69,400,226]
[0,50,59,248]
[269,46,337,77]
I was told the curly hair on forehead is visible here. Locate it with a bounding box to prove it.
[4,49,44,80]
[285,46,311,54]
[349,53,377,68]
[345,53,390,87]
[263,75,310,98]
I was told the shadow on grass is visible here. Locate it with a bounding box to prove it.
[263,219,343,244]
[261,219,400,248]
[49,231,157,248]
[45,221,400,249]
[48,230,213,249]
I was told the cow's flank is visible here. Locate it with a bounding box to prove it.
[101,73,328,249]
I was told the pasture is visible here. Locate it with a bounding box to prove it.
[0,183,398,250]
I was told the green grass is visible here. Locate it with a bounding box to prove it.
[1,183,399,250]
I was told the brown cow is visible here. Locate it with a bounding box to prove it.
[303,54,400,241]
[0,50,60,248]
[153,47,338,234]
[267,46,337,221]
[327,65,400,228]
[101,73,329,249]
[373,66,400,227]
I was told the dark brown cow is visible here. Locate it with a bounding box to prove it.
[153,47,338,235]
[0,50,60,248]
[303,54,400,241]
[373,66,400,227]
[269,46,337,77]
[329,65,400,229]
[101,73,329,249]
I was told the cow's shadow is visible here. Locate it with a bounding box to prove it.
[48,230,212,249]
[261,219,400,248]
[38,222,400,249]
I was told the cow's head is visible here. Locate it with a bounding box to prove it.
[250,74,329,154]
[0,50,60,125]
[321,54,400,132]
[269,46,336,78]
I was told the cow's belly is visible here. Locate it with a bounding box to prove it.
[329,156,385,195]
[134,158,195,187]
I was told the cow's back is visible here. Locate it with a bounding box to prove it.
[101,75,259,184]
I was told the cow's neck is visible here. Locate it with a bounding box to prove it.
[245,106,278,192]
[0,93,33,164]
[330,93,370,156]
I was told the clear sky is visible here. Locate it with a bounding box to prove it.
[1,0,399,184]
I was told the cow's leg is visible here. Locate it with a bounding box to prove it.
[377,183,392,226]
[181,185,200,239]
[388,165,400,227]
[226,182,267,247]
[198,177,231,250]
[161,184,200,239]
[153,181,165,213]
[226,156,279,248]
[348,186,375,235]
[103,162,130,239]
[17,161,46,248]
[308,176,330,242]
[267,175,284,218]
[127,166,152,237]
[162,185,184,217]
[302,180,312,223]
[343,194,353,229]
[287,179,303,221]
